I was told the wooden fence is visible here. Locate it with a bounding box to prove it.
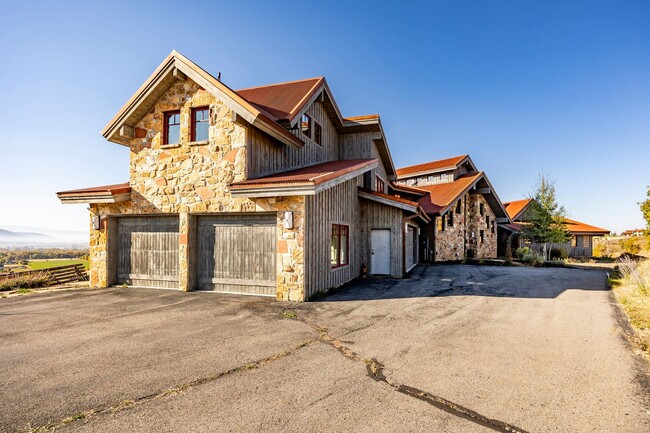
[529,243,592,258]
[0,264,89,285]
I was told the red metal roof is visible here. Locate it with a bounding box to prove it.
[230,159,377,189]
[358,188,421,207]
[503,199,532,221]
[236,77,324,123]
[56,183,131,197]
[396,155,468,178]
[416,172,483,215]
[564,219,610,235]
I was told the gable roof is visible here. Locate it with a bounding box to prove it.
[503,199,533,221]
[416,172,509,221]
[56,182,131,204]
[358,188,431,222]
[396,155,475,179]
[229,159,377,197]
[564,219,610,235]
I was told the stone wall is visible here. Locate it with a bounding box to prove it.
[466,194,498,258]
[88,78,306,301]
[434,195,466,261]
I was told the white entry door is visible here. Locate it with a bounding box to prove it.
[371,229,391,275]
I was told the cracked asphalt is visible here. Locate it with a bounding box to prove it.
[1,265,648,432]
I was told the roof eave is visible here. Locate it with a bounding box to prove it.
[57,193,131,205]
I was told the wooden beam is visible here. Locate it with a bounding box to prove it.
[172,67,186,81]
[119,125,134,139]
[474,188,491,194]
[496,217,509,223]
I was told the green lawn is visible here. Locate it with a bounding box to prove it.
[27,259,89,270]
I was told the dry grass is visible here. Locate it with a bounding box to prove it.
[594,236,650,259]
[0,272,52,292]
[611,258,650,357]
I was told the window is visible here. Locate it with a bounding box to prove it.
[571,236,578,247]
[331,224,349,268]
[480,230,485,244]
[448,211,454,227]
[191,107,209,142]
[479,203,485,216]
[163,111,181,145]
[314,121,322,145]
[301,114,311,139]
[437,216,445,232]
[491,220,495,233]
[486,215,490,226]
[455,200,462,214]
[375,176,385,192]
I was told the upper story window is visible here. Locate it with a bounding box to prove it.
[375,176,385,193]
[314,121,322,145]
[448,211,454,227]
[455,200,462,214]
[301,114,312,139]
[479,203,485,217]
[164,111,181,145]
[191,107,209,142]
[331,224,349,268]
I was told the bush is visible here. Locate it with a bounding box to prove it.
[621,237,642,255]
[592,241,608,258]
[550,248,569,260]
[515,247,545,266]
[0,272,52,292]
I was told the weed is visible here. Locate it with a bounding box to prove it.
[62,413,85,424]
[282,310,297,319]
[612,259,650,357]
[0,272,51,292]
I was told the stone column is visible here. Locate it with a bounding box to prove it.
[178,211,191,291]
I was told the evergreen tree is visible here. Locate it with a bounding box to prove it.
[523,175,571,259]
[640,186,650,235]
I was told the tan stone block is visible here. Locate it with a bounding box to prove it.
[277,240,288,253]
[196,187,215,200]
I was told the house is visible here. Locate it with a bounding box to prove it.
[622,229,645,237]
[392,155,510,261]
[56,51,429,302]
[500,198,610,257]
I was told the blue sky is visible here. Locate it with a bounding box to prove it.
[1,0,648,234]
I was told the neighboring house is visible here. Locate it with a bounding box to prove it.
[56,51,429,301]
[392,155,510,262]
[622,229,645,237]
[500,198,610,257]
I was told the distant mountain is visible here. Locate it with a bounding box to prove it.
[0,226,87,248]
[0,229,53,240]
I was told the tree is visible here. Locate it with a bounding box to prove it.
[522,174,571,260]
[640,186,650,235]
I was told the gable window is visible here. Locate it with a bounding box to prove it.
[479,203,485,217]
[191,107,209,142]
[314,121,322,145]
[491,220,495,233]
[437,216,445,232]
[455,200,462,214]
[375,176,385,193]
[331,224,349,268]
[301,114,312,139]
[448,211,454,227]
[486,215,490,226]
[163,111,181,145]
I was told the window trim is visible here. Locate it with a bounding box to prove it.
[190,106,210,142]
[301,113,312,139]
[375,175,385,193]
[313,121,322,145]
[163,110,181,145]
[331,223,349,269]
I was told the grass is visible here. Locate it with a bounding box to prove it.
[27,259,89,270]
[0,272,52,292]
[610,258,650,357]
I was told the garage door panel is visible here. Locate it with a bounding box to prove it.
[116,217,179,289]
[197,215,276,296]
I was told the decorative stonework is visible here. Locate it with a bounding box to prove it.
[88,78,306,301]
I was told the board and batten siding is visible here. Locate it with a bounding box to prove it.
[361,200,404,278]
[247,101,339,178]
[304,177,362,298]
[340,132,389,190]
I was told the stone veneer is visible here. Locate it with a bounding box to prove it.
[88,78,305,301]
[434,193,497,261]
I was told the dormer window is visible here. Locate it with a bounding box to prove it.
[164,111,180,145]
[314,121,322,145]
[301,114,311,139]
[191,107,209,142]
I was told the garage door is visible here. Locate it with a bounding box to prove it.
[116,216,179,289]
[197,214,276,296]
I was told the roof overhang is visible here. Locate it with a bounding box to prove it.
[229,160,377,198]
[396,155,477,180]
[102,50,304,149]
[358,188,431,223]
[56,183,132,204]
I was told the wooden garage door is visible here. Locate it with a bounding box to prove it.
[116,217,179,289]
[197,215,276,296]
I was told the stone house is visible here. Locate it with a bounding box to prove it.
[56,51,429,301]
[392,155,510,262]
[500,199,609,257]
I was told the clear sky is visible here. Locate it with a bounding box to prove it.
[1,0,648,234]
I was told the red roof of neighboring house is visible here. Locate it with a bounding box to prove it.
[503,199,532,221]
[396,155,468,178]
[230,159,376,189]
[56,183,131,197]
[564,219,610,235]
[416,172,483,215]
[236,77,324,123]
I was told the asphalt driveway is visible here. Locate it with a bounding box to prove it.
[1,265,648,432]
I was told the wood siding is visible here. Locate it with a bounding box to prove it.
[195,214,276,296]
[304,177,362,298]
[247,101,339,177]
[115,216,179,289]
[360,200,404,277]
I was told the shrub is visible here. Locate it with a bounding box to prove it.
[0,272,52,292]
[515,247,544,265]
[550,248,568,260]
[620,237,642,255]
[592,242,608,258]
